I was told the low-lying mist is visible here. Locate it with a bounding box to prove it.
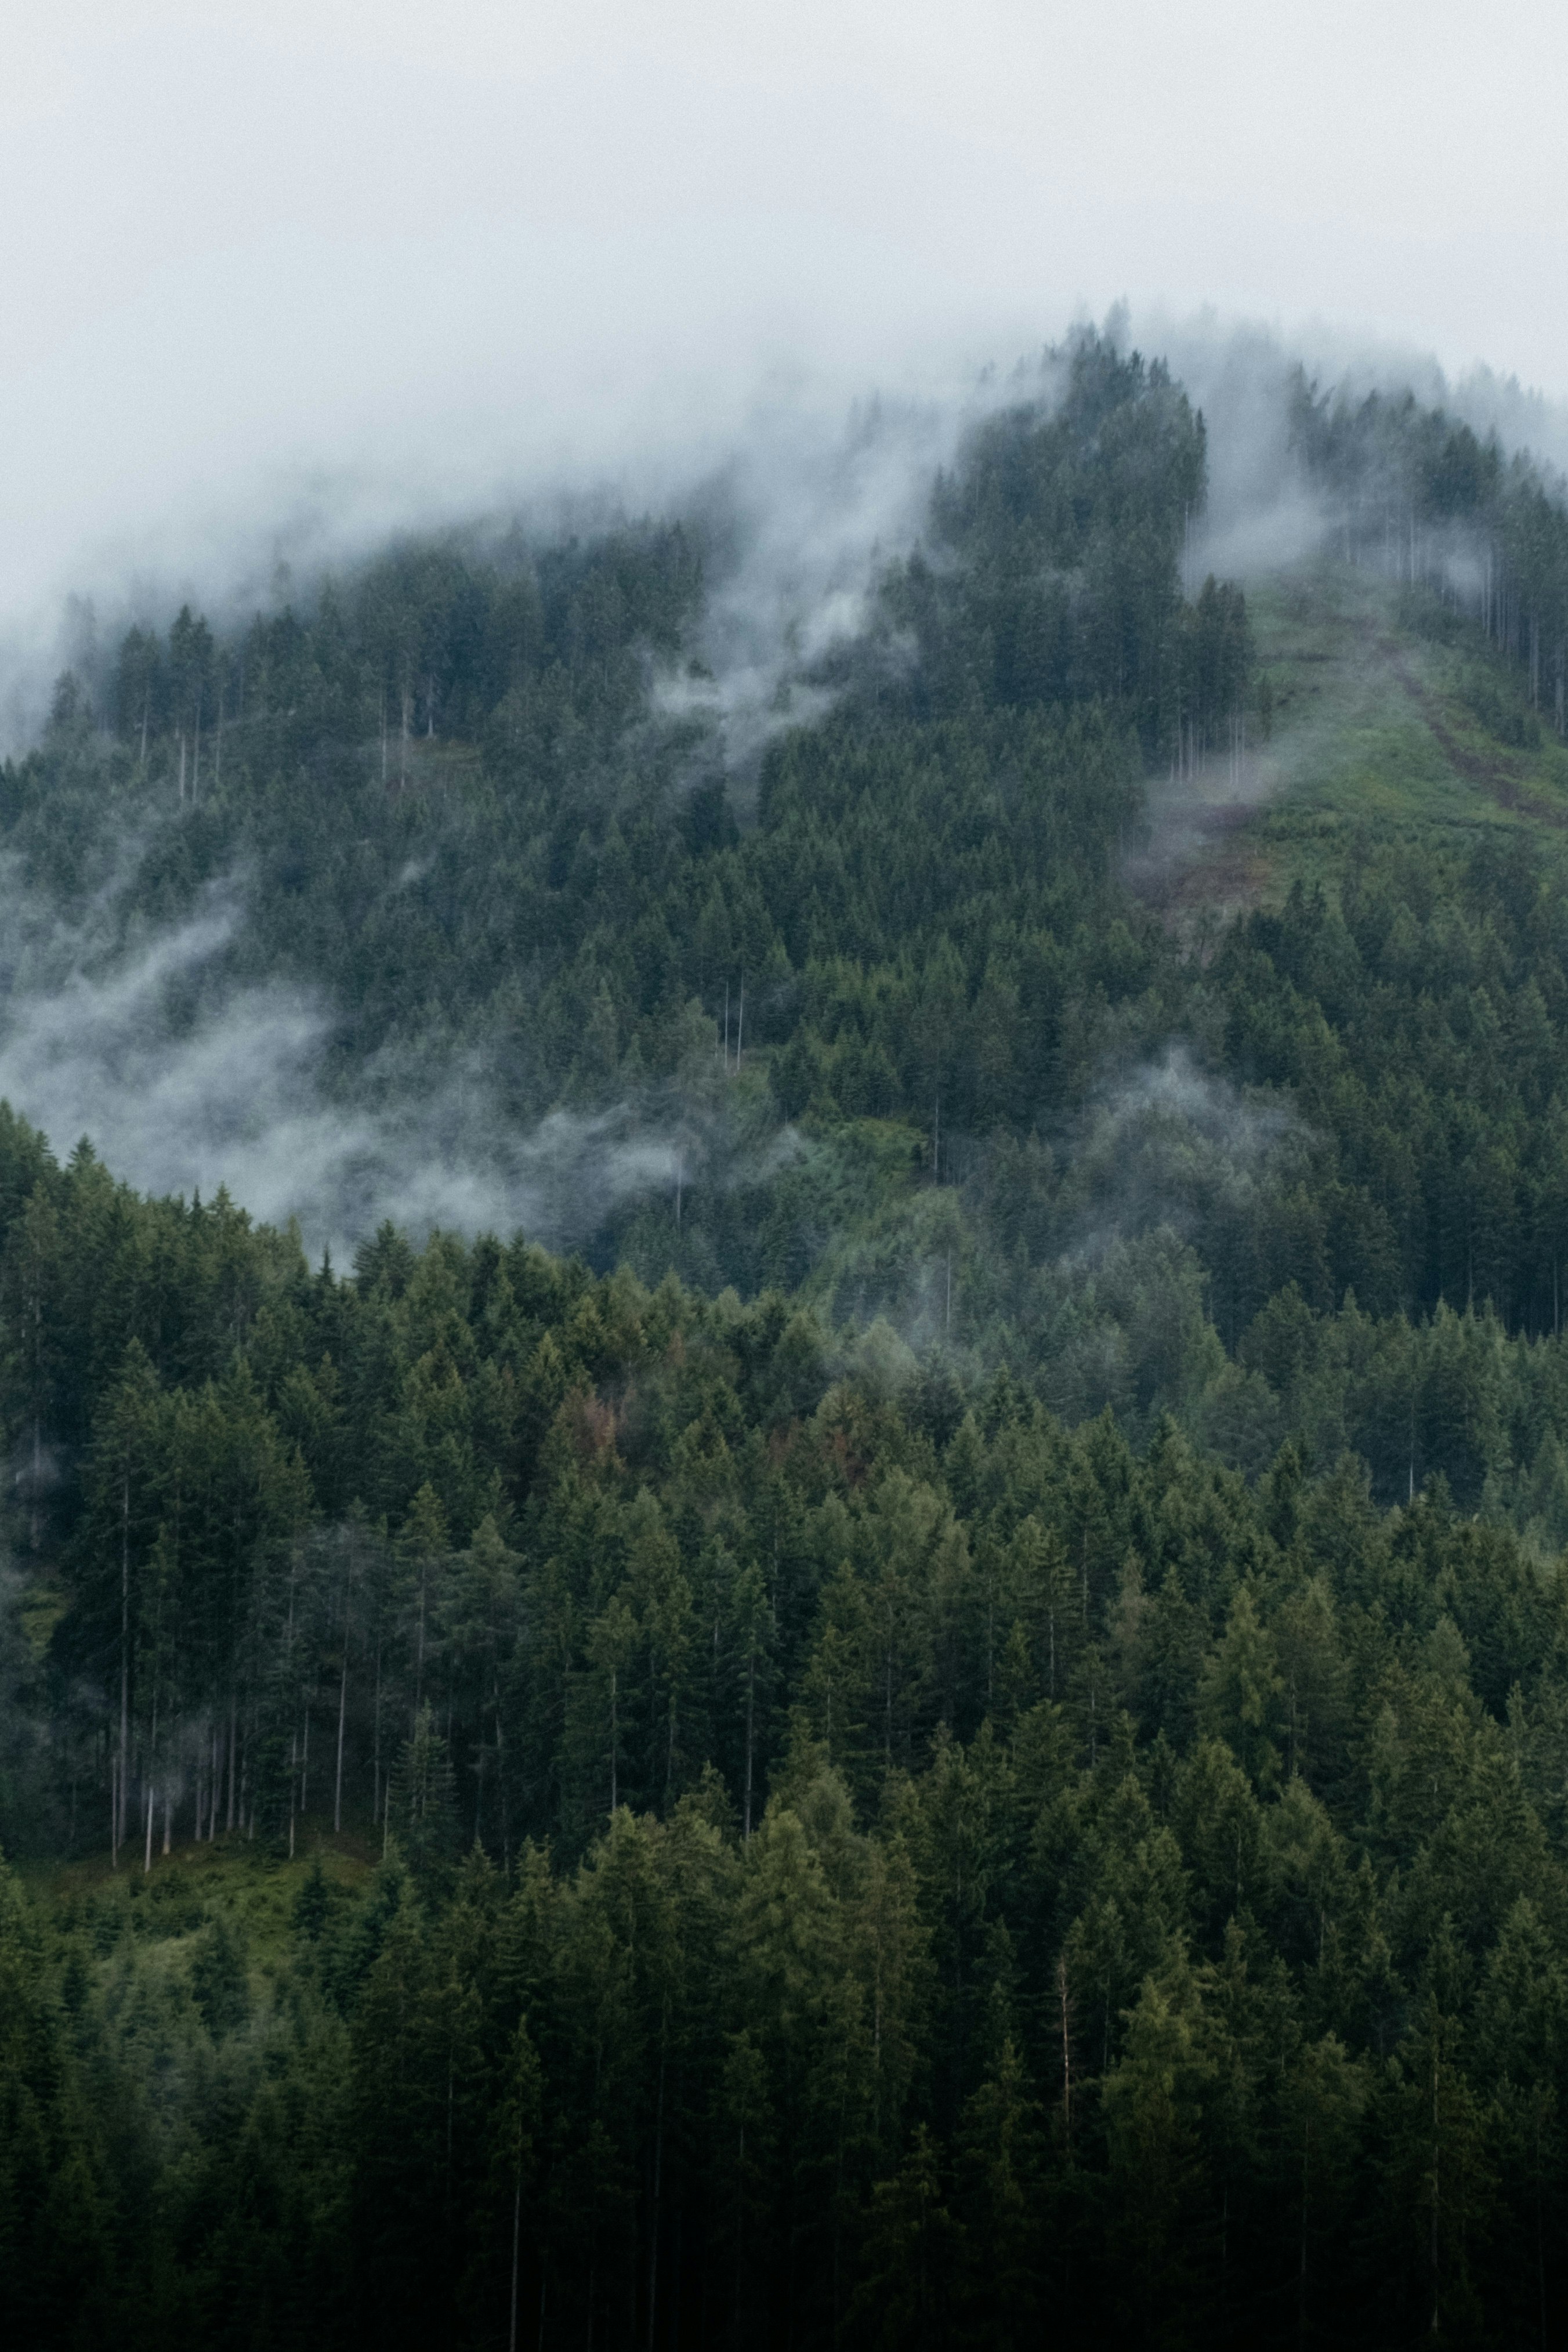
[3,309,1565,1268]
[0,868,770,1262]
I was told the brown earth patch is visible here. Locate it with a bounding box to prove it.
[1384,641,1568,827]
[1127,798,1273,920]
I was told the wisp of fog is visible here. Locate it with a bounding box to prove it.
[3,312,1566,1264]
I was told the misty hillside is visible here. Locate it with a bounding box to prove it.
[13,332,1568,2346]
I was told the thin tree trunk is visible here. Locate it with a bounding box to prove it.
[1298,2125,1310,2347]
[335,1635,348,1833]
[1431,2043,1441,2339]
[733,2126,745,2336]
[118,1464,131,1857]
[743,1649,755,1839]
[509,2172,522,2352]
[494,1671,510,1869]
[415,1563,427,1723]
[646,2047,665,2352]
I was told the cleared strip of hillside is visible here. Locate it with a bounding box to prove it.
[1133,563,1568,919]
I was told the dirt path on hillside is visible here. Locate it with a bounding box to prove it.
[1125,752,1279,917]
[1382,640,1568,827]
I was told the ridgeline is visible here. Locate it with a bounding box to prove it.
[8,336,1568,2346]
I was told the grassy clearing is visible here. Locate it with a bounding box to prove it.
[1192,563,1568,907]
[21,1823,377,1982]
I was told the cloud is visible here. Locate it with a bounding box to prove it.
[10,3,1568,750]
[0,866,734,1259]
[1,314,1563,1271]
[651,382,986,768]
[1057,1046,1305,1267]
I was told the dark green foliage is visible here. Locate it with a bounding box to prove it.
[15,1355,1568,2344]
[188,1909,249,2038]
[15,332,1568,2342]
[0,1154,1566,2344]
[1291,366,1568,725]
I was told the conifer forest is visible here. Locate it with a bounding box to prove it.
[16,335,1568,2347]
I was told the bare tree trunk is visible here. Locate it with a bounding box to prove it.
[1430,2037,1442,2339]
[415,1564,427,1723]
[335,1636,348,1833]
[509,2173,522,2352]
[493,1670,510,1869]
[646,2047,666,2352]
[743,1649,755,1839]
[118,1466,131,1858]
[373,1634,383,1823]
[1298,2126,1310,2347]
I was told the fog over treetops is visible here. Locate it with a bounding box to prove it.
[15,308,1568,2347]
[5,317,1564,1262]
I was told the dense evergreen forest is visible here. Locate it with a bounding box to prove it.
[12,335,1568,2344]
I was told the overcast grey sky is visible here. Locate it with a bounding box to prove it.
[8,1,1568,621]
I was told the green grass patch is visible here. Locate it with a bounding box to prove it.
[1210,562,1568,906]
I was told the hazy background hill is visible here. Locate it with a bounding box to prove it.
[11,322,1568,2347]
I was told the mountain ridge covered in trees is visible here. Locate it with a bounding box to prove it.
[10,333,1568,2345]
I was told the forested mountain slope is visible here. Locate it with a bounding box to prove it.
[9,336,1568,2346]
